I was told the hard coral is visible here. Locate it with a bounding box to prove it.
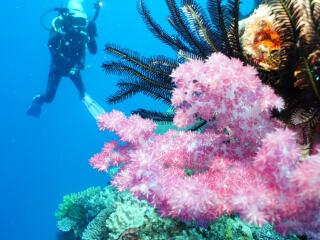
[55,187,116,239]
[57,186,297,240]
[240,4,282,71]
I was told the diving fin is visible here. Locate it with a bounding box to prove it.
[27,95,42,117]
[82,94,105,119]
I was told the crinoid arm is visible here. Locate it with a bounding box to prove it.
[132,109,175,122]
[138,0,191,53]
[103,44,177,105]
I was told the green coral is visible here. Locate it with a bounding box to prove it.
[81,209,110,240]
[55,186,116,239]
[174,229,206,240]
[206,215,254,240]
[204,215,299,240]
[105,191,204,240]
[105,191,149,239]
[55,186,298,240]
[155,109,206,135]
[104,191,296,240]
[251,223,298,240]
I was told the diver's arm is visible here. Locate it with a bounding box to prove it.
[87,21,98,55]
[88,37,97,55]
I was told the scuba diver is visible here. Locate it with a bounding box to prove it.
[27,0,105,119]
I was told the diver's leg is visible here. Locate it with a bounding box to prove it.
[41,65,62,103]
[70,73,86,99]
[27,64,62,117]
[71,73,105,119]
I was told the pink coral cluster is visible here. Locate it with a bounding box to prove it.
[90,111,156,171]
[171,53,284,158]
[91,53,320,238]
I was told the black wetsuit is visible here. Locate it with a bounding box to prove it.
[37,20,97,104]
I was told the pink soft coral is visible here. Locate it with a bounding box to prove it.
[91,53,320,238]
[171,53,284,158]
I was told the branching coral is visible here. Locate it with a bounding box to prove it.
[55,187,116,239]
[81,209,110,240]
[91,53,320,238]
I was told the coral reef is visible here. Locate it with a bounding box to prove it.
[250,0,320,148]
[56,186,297,240]
[91,53,320,238]
[240,4,282,71]
[105,192,151,240]
[53,1,320,239]
[81,209,110,240]
[55,187,116,239]
[102,0,246,123]
[102,0,320,148]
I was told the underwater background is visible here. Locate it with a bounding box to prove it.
[1,0,257,239]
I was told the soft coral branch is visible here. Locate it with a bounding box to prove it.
[91,53,320,238]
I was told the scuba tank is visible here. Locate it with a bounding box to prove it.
[40,1,103,31]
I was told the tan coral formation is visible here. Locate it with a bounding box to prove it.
[240,4,282,71]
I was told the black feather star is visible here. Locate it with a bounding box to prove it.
[264,0,320,148]
[103,0,246,123]
[131,109,175,122]
[103,0,320,146]
[103,44,176,105]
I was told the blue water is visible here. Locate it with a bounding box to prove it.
[0,0,254,239]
